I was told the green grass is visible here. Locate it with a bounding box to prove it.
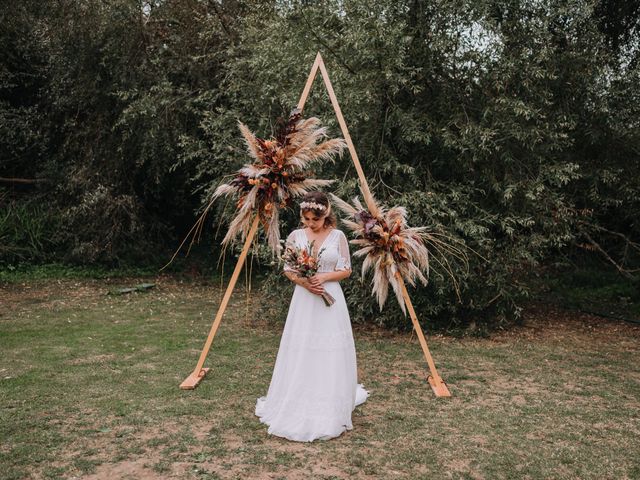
[0,262,161,283]
[0,254,271,287]
[1,277,639,479]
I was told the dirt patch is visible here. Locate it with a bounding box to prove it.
[491,301,640,345]
[83,459,156,480]
[66,354,117,366]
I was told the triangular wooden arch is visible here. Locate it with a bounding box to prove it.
[180,52,451,397]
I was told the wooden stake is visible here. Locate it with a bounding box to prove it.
[300,52,451,397]
[180,63,322,390]
[180,215,261,389]
[298,53,374,203]
[396,272,451,397]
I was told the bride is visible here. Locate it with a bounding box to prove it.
[255,191,370,442]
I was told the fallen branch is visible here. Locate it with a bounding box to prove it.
[0,177,49,185]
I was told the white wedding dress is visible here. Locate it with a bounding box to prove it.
[255,227,370,442]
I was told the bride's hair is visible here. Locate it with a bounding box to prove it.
[299,191,337,229]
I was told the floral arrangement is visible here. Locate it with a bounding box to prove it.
[210,108,346,255]
[282,240,336,307]
[330,190,469,314]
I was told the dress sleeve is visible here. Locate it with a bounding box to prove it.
[283,230,297,273]
[335,230,352,271]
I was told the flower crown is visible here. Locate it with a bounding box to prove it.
[300,201,327,211]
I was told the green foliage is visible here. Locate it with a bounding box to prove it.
[536,261,640,321]
[212,0,639,330]
[2,0,639,329]
[0,198,56,264]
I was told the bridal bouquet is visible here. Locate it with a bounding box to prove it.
[282,240,336,307]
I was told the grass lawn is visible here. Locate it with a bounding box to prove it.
[1,275,639,479]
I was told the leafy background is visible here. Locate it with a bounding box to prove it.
[2,0,639,331]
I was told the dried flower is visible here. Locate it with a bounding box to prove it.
[210,108,346,255]
[282,240,336,307]
[330,191,470,315]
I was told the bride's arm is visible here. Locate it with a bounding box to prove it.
[283,271,325,294]
[283,271,305,286]
[312,269,351,284]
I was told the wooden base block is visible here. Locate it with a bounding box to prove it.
[180,368,210,390]
[428,375,452,397]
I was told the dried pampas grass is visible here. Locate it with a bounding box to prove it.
[214,109,345,254]
[330,189,470,315]
[162,109,346,270]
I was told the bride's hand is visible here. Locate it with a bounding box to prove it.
[302,278,324,295]
[309,273,328,285]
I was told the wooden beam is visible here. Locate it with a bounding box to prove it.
[180,214,261,389]
[396,272,451,397]
[301,52,452,397]
[181,51,452,397]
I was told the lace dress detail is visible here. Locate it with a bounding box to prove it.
[255,228,370,442]
[282,229,351,273]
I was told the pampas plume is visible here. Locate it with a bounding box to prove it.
[330,191,469,315]
[162,109,345,270]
